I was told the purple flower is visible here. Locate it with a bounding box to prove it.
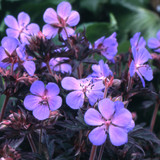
[42,1,80,39]
[129,47,153,87]
[130,32,146,50]
[16,45,36,76]
[49,57,72,74]
[90,59,112,80]
[5,12,40,44]
[61,77,104,109]
[84,98,134,146]
[148,30,160,53]
[24,80,62,120]
[0,37,19,68]
[94,32,118,60]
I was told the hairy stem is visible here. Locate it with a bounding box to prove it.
[97,143,105,160]
[27,133,37,153]
[89,145,97,160]
[0,94,10,122]
[150,97,160,131]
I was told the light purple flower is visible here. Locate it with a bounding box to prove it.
[148,30,160,53]
[94,32,118,60]
[16,45,36,76]
[49,57,72,74]
[90,59,112,80]
[4,12,40,44]
[0,37,19,68]
[61,77,104,109]
[129,47,153,87]
[42,1,80,39]
[84,98,134,146]
[24,80,62,120]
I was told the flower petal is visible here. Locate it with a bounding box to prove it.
[26,23,40,34]
[23,60,36,76]
[66,11,80,26]
[20,33,29,44]
[94,36,105,49]
[89,125,107,146]
[6,28,19,38]
[43,8,59,24]
[42,24,58,39]
[148,38,160,49]
[86,90,104,106]
[0,47,7,61]
[66,91,84,109]
[61,27,75,39]
[126,120,135,132]
[4,15,19,29]
[18,12,30,27]
[48,96,62,111]
[57,1,71,19]
[157,30,160,40]
[112,108,132,127]
[61,77,81,90]
[24,95,42,111]
[92,80,105,90]
[33,104,50,120]
[1,37,18,54]
[46,82,60,97]
[30,80,45,96]
[84,108,105,126]
[130,32,141,47]
[129,60,136,77]
[136,70,145,87]
[98,98,115,120]
[109,125,128,146]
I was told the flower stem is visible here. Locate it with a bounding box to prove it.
[46,61,53,75]
[0,94,10,122]
[150,97,160,131]
[39,127,42,154]
[89,145,97,160]
[103,79,108,98]
[27,133,37,153]
[97,143,105,160]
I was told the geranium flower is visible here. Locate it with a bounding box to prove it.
[24,80,62,120]
[42,1,80,39]
[4,12,40,44]
[148,30,160,53]
[94,32,118,60]
[84,98,134,146]
[61,77,104,109]
[129,47,153,87]
[130,32,146,50]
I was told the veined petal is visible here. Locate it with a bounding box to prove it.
[1,37,18,54]
[66,11,80,26]
[148,38,160,49]
[89,125,107,146]
[46,82,60,97]
[33,104,50,120]
[57,1,71,19]
[136,70,145,87]
[27,23,40,34]
[42,24,58,39]
[43,8,59,24]
[6,28,19,38]
[4,15,19,29]
[20,33,30,44]
[92,80,105,90]
[109,125,128,146]
[24,95,42,111]
[98,98,115,120]
[112,108,132,127]
[138,65,153,81]
[48,96,62,111]
[30,80,45,96]
[23,61,36,76]
[61,77,81,90]
[66,91,84,109]
[129,60,136,77]
[86,90,104,106]
[0,47,7,61]
[84,108,105,126]
[130,32,141,47]
[18,12,30,27]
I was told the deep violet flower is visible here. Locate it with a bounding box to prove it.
[129,47,153,87]
[90,59,112,80]
[130,32,146,50]
[4,12,40,44]
[84,98,134,146]
[49,57,72,74]
[61,77,104,109]
[16,45,36,76]
[148,30,160,53]
[0,37,19,68]
[94,32,118,60]
[24,80,62,120]
[42,1,80,39]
